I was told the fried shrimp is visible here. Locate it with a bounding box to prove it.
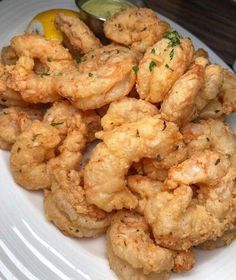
[0,63,29,107]
[220,69,236,115]
[182,119,236,166]
[127,175,163,214]
[55,13,102,55]
[101,97,158,131]
[6,34,73,103]
[161,63,204,126]
[107,211,173,279]
[10,109,87,190]
[55,44,137,110]
[44,169,112,238]
[199,98,224,119]
[84,115,182,212]
[0,106,43,150]
[104,8,170,53]
[145,151,236,251]
[195,64,223,111]
[135,140,188,181]
[137,33,194,103]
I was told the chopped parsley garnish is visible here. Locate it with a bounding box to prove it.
[136,129,140,137]
[132,66,139,73]
[169,49,174,60]
[163,30,181,48]
[57,72,63,76]
[151,48,156,54]
[88,72,93,77]
[76,56,82,64]
[50,122,64,127]
[47,57,51,62]
[193,117,200,123]
[215,158,221,165]
[149,61,156,72]
[40,72,50,77]
[165,64,174,71]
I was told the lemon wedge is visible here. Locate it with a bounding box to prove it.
[26,9,81,42]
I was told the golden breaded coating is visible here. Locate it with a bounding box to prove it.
[10,107,87,190]
[195,64,223,111]
[199,98,224,119]
[6,34,73,103]
[127,175,162,214]
[0,106,43,150]
[198,228,236,250]
[182,118,236,166]
[55,45,137,110]
[101,97,158,131]
[145,151,236,251]
[44,170,112,238]
[104,8,170,53]
[0,63,29,107]
[220,69,236,115]
[84,115,182,212]
[107,211,174,277]
[55,13,102,55]
[134,140,188,182]
[161,63,204,126]
[137,33,194,103]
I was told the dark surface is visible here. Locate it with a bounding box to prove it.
[144,0,236,66]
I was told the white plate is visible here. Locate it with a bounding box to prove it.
[0,1,235,279]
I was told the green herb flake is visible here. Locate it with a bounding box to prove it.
[40,72,50,77]
[88,72,93,77]
[215,158,221,165]
[149,61,156,72]
[132,65,139,73]
[163,30,181,48]
[57,72,63,76]
[76,56,82,64]
[193,117,200,124]
[169,49,174,60]
[50,122,64,127]
[151,48,156,54]
[136,129,140,137]
[47,57,51,62]
[165,64,174,71]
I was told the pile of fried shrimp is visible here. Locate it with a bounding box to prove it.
[1,7,236,280]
